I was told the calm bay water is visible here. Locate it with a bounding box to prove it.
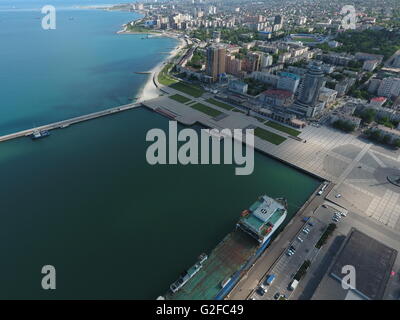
[0,0,175,135]
[0,1,321,299]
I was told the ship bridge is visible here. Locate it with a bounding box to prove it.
[252,196,282,222]
[238,195,287,243]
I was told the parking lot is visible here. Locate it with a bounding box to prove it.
[249,203,349,300]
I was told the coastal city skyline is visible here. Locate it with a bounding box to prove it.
[1,0,400,308]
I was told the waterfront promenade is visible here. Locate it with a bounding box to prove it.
[141,90,400,233]
[0,102,140,143]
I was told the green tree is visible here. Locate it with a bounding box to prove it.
[383,134,392,144]
[359,108,377,123]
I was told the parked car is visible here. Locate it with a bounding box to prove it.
[297,236,304,243]
[257,286,265,296]
[262,274,276,288]
[274,292,281,300]
[335,193,342,198]
[340,212,347,217]
[333,217,339,222]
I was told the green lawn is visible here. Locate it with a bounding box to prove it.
[264,121,301,137]
[205,98,235,111]
[158,64,178,86]
[170,82,204,98]
[189,103,222,117]
[233,109,245,114]
[169,94,191,104]
[254,127,286,145]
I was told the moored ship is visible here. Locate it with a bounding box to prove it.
[163,195,287,300]
[31,130,50,140]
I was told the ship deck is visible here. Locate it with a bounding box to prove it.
[166,229,259,300]
[240,208,286,234]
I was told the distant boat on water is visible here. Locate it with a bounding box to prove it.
[31,130,50,140]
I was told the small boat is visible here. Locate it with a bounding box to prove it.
[221,277,232,288]
[31,130,50,140]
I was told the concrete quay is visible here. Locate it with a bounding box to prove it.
[0,102,140,143]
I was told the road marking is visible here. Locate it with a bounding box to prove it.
[369,150,387,168]
[337,143,372,184]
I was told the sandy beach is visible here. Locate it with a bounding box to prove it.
[136,34,186,102]
[90,4,186,103]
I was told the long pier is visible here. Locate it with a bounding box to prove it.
[0,102,141,143]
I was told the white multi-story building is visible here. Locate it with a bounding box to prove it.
[208,5,217,15]
[260,54,273,68]
[277,72,300,93]
[363,60,379,72]
[319,87,338,107]
[297,17,307,25]
[228,80,248,94]
[378,77,400,98]
[251,71,279,86]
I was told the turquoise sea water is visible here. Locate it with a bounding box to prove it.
[0,0,176,135]
[0,1,321,299]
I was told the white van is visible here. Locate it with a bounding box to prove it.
[289,279,299,291]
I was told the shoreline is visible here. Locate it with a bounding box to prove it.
[105,8,186,102]
[130,32,186,103]
[137,35,185,102]
[85,4,187,103]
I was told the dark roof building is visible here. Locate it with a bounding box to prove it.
[312,229,397,300]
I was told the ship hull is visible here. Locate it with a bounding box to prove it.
[164,197,287,300]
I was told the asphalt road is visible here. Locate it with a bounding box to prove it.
[227,182,334,300]
[252,216,326,300]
